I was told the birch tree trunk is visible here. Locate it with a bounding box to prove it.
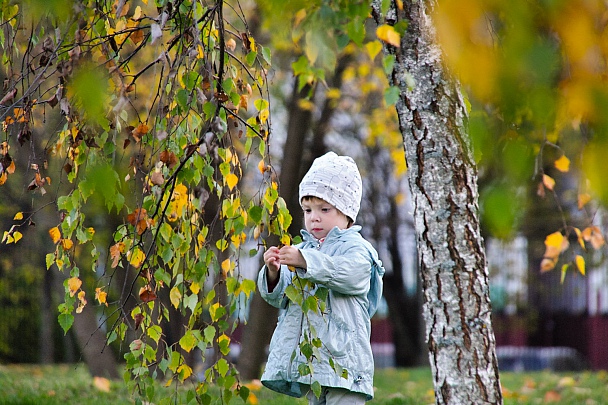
[371,1,503,403]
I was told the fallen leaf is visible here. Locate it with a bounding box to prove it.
[93,376,111,392]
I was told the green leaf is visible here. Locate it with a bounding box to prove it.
[238,385,250,402]
[147,325,163,343]
[261,46,271,64]
[312,380,322,398]
[384,85,400,106]
[46,253,55,270]
[179,330,198,352]
[58,313,74,335]
[204,325,216,345]
[216,358,229,377]
[248,205,263,224]
[285,285,303,305]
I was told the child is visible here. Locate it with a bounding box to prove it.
[257,151,385,404]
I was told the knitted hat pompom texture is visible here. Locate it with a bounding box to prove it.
[299,151,363,222]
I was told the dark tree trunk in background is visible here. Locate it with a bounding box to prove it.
[372,0,503,403]
[72,301,120,379]
[39,266,55,363]
[384,199,424,366]
[237,80,312,380]
[238,54,352,379]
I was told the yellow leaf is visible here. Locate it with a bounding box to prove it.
[190,282,200,295]
[575,255,585,275]
[13,212,23,220]
[326,88,341,99]
[225,173,238,190]
[93,376,111,392]
[542,174,555,191]
[95,287,108,306]
[578,193,591,209]
[221,258,232,276]
[376,25,401,48]
[258,159,266,174]
[170,286,182,309]
[280,233,291,246]
[574,228,585,250]
[554,155,570,172]
[177,364,193,381]
[545,231,564,250]
[132,6,142,20]
[365,40,383,61]
[68,277,82,297]
[259,108,269,123]
[12,231,22,243]
[49,226,61,244]
[128,247,145,268]
[61,238,74,250]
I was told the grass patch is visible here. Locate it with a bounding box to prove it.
[1,364,607,404]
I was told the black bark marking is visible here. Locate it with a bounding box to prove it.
[446,194,473,351]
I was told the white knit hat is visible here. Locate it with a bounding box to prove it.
[299,151,362,222]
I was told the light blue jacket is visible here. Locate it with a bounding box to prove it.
[257,225,385,400]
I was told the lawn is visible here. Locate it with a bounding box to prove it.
[0,363,606,404]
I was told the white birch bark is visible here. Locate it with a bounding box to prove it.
[371,1,503,403]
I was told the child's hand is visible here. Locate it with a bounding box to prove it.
[279,245,307,270]
[263,246,281,273]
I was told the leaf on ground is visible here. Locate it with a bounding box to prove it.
[93,376,111,392]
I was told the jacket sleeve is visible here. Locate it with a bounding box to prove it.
[297,244,372,296]
[257,265,293,308]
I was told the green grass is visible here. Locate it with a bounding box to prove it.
[1,364,607,404]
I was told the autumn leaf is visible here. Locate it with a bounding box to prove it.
[541,258,557,272]
[134,313,144,329]
[49,226,61,244]
[13,212,23,220]
[554,155,570,172]
[95,287,108,306]
[128,247,145,268]
[127,208,148,235]
[578,192,591,209]
[109,242,125,268]
[160,150,178,168]
[541,231,565,271]
[76,290,87,313]
[575,255,585,275]
[376,25,401,47]
[542,174,555,191]
[139,286,157,303]
[257,159,266,174]
[93,376,111,393]
[365,40,383,60]
[582,226,605,249]
[225,173,239,190]
[170,286,182,309]
[131,122,149,142]
[221,258,232,276]
[68,277,82,297]
[61,238,74,250]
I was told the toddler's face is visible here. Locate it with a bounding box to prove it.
[301,197,349,240]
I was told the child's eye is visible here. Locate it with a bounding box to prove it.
[321,208,331,213]
[303,208,312,213]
